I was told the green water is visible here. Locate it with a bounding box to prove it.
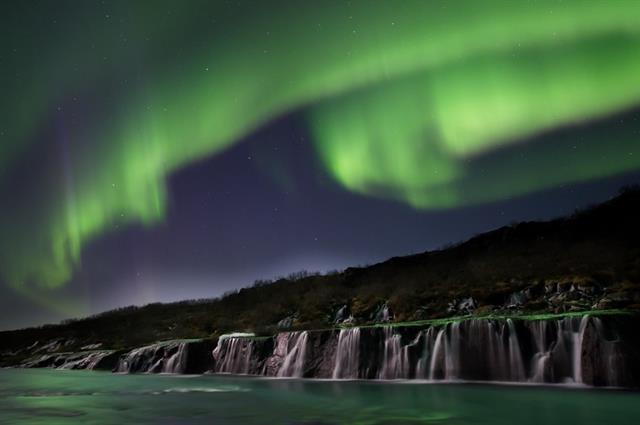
[0,369,638,425]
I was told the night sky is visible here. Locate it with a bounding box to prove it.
[2,0,640,330]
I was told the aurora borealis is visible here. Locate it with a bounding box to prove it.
[2,0,640,328]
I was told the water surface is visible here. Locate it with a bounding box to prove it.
[0,369,638,425]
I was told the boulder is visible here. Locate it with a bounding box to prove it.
[333,305,350,324]
[506,291,528,309]
[447,297,476,315]
[277,315,296,329]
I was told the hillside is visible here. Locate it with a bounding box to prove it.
[1,186,639,359]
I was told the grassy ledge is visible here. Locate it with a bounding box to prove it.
[338,309,632,330]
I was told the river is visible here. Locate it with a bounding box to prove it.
[0,369,638,424]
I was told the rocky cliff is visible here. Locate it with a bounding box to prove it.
[207,312,639,387]
[7,312,638,388]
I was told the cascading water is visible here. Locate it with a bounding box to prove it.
[444,322,461,380]
[529,319,552,383]
[472,319,507,380]
[116,340,192,373]
[207,314,626,386]
[573,315,590,384]
[56,351,115,370]
[213,336,255,374]
[378,327,404,379]
[428,327,447,380]
[415,327,436,378]
[162,342,188,373]
[506,319,526,381]
[553,315,591,384]
[332,328,360,379]
[425,322,462,380]
[116,345,160,373]
[277,331,309,377]
[412,315,618,384]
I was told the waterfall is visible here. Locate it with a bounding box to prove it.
[378,327,404,379]
[116,340,191,373]
[163,342,188,373]
[528,319,551,382]
[444,322,461,380]
[552,316,590,384]
[56,351,114,370]
[428,328,447,380]
[426,322,462,380]
[200,314,625,386]
[85,352,110,370]
[415,328,436,378]
[530,351,552,382]
[533,319,548,353]
[506,319,526,381]
[483,321,507,380]
[277,331,309,377]
[116,345,157,373]
[356,315,624,385]
[332,328,360,379]
[573,315,590,384]
[213,336,254,374]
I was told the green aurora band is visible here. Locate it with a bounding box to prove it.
[1,0,640,309]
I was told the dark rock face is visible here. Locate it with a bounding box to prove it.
[182,340,216,373]
[580,316,640,387]
[8,315,639,388]
[208,314,640,387]
[302,330,338,378]
[498,280,609,314]
[91,351,124,371]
